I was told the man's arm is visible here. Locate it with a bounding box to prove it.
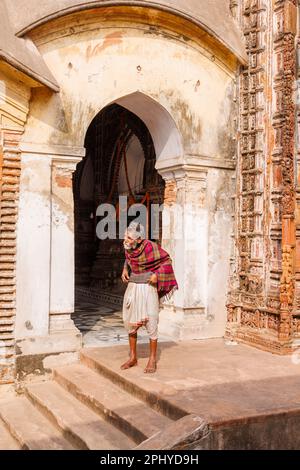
[123,259,129,270]
[122,259,130,283]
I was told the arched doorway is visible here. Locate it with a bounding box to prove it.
[72,102,166,344]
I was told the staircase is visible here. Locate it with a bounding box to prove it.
[0,349,176,450]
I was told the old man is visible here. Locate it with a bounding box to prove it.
[121,221,178,373]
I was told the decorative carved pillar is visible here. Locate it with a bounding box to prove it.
[49,156,82,334]
[277,0,297,343]
[157,165,209,340]
[294,0,300,338]
[226,0,298,354]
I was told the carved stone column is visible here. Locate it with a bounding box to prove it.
[157,165,209,340]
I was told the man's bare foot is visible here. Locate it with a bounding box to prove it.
[144,358,157,373]
[120,358,138,370]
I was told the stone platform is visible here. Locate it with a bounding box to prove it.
[81,338,300,449]
[1,338,300,450]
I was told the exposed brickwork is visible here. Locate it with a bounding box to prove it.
[55,174,73,188]
[164,181,177,206]
[0,129,22,383]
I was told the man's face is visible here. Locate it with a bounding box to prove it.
[123,232,141,250]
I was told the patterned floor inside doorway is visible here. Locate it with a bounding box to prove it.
[72,298,172,347]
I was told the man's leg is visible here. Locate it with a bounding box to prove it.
[144,316,158,373]
[144,338,157,373]
[120,331,138,369]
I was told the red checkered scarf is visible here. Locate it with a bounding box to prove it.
[125,239,178,300]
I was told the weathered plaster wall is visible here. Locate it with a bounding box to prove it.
[15,153,51,338]
[207,169,235,337]
[23,9,237,156]
[5,0,247,64]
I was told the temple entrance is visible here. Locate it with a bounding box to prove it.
[72,102,165,345]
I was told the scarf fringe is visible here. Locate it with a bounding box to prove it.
[160,285,178,303]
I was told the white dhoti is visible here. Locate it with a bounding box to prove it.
[122,282,160,340]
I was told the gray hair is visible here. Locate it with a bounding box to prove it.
[126,221,145,240]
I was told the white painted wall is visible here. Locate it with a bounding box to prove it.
[15,153,51,338]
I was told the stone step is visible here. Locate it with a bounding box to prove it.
[0,396,75,450]
[80,347,186,420]
[0,418,20,450]
[25,381,134,450]
[53,363,172,444]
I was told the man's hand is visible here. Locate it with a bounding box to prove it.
[148,273,158,287]
[121,268,130,283]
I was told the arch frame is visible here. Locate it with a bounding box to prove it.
[8,1,247,65]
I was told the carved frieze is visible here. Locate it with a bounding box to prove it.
[226,0,298,352]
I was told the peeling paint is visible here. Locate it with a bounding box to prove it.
[86,32,123,60]
[170,96,202,148]
[55,174,72,188]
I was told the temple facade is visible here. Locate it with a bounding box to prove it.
[0,0,299,385]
